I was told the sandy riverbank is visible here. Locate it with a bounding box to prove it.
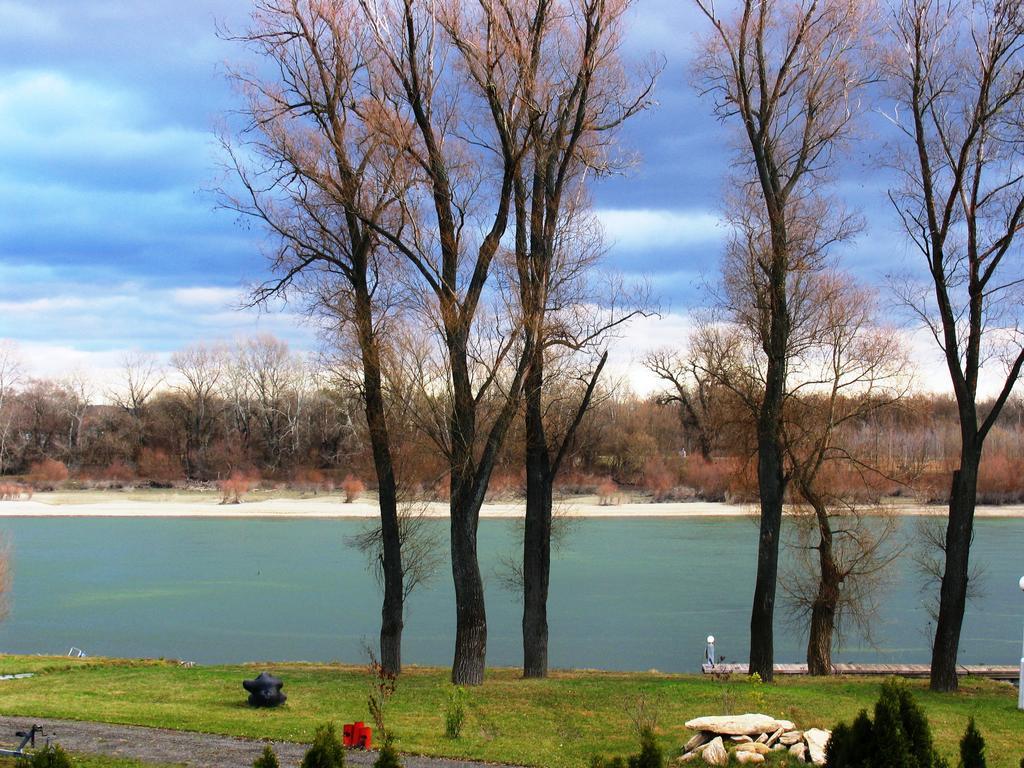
[1,490,1022,518]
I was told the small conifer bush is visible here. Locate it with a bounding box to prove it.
[373,737,403,768]
[629,728,663,768]
[300,722,345,768]
[959,718,985,768]
[254,745,280,768]
[25,744,73,768]
[444,686,467,739]
[590,728,663,768]
[826,680,948,768]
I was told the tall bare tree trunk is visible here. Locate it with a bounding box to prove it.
[806,510,839,676]
[806,597,837,675]
[450,480,487,685]
[750,432,785,681]
[930,444,980,692]
[522,358,552,679]
[750,285,789,682]
[354,277,404,675]
[448,328,489,686]
[697,432,713,462]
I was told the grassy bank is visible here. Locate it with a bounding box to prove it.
[0,657,1021,767]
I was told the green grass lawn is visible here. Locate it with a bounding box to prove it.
[0,656,1020,767]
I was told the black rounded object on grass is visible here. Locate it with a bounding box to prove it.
[242,671,287,707]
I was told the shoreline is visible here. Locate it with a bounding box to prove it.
[1,493,1023,518]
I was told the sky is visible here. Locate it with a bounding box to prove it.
[0,0,949,395]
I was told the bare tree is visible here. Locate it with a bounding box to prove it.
[779,275,910,674]
[692,0,875,680]
[111,352,163,417]
[348,503,444,602]
[783,507,901,671]
[644,346,721,460]
[352,0,546,685]
[220,0,412,674]
[170,344,227,477]
[885,0,1024,692]
[110,352,164,460]
[503,0,656,679]
[59,372,92,464]
[231,336,308,469]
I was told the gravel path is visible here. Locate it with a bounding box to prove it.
[0,716,526,768]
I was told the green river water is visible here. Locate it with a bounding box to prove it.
[0,516,1021,671]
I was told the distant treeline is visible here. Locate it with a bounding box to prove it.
[1,335,1021,504]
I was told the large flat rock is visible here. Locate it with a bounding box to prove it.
[804,728,831,766]
[684,714,796,737]
[701,737,729,766]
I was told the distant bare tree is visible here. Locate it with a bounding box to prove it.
[170,344,227,477]
[0,343,23,474]
[110,352,164,460]
[644,346,721,460]
[111,353,163,416]
[779,275,910,674]
[60,372,92,462]
[885,0,1024,692]
[692,0,875,680]
[232,336,308,469]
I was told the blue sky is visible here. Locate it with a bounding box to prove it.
[0,0,928,390]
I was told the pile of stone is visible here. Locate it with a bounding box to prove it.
[677,713,831,765]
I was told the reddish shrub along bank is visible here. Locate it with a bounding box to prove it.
[137,449,183,485]
[341,474,365,503]
[918,455,1024,505]
[597,478,621,506]
[485,470,524,501]
[220,470,259,504]
[292,467,331,494]
[642,457,675,501]
[27,459,69,487]
[102,460,136,483]
[0,483,31,500]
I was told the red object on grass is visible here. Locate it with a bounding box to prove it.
[342,722,372,750]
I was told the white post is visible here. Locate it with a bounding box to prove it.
[704,635,716,669]
[1019,576,1024,711]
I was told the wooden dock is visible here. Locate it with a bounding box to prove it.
[703,663,1020,682]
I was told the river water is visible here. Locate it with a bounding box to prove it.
[0,516,1021,671]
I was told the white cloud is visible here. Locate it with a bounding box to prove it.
[605,312,697,396]
[0,2,62,41]
[0,71,144,129]
[0,275,318,380]
[603,313,1015,400]
[170,287,243,307]
[0,70,211,191]
[11,343,131,397]
[596,208,725,252]
[0,296,94,315]
[901,326,1022,399]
